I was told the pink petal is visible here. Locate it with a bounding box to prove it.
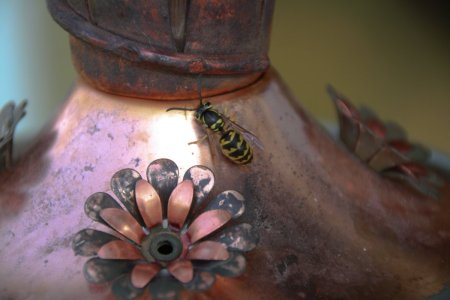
[187,241,229,260]
[97,240,144,260]
[167,260,193,283]
[136,180,163,229]
[100,208,145,244]
[187,209,232,243]
[131,263,161,288]
[167,180,194,229]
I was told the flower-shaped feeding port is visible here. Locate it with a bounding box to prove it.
[0,100,27,171]
[72,158,258,300]
[327,86,443,198]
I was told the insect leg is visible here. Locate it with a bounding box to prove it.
[188,134,209,145]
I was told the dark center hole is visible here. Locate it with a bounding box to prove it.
[157,241,174,255]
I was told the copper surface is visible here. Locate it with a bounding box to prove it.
[188,210,232,243]
[135,179,163,229]
[97,240,144,260]
[0,72,449,299]
[187,241,229,261]
[100,208,145,244]
[167,180,194,229]
[167,260,194,283]
[47,0,274,99]
[131,264,161,289]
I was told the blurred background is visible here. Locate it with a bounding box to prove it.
[1,1,449,156]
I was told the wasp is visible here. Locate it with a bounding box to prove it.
[166,88,262,165]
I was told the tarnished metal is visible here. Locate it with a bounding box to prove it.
[216,224,258,253]
[46,0,274,99]
[0,100,26,171]
[111,169,143,224]
[72,229,119,257]
[84,192,121,225]
[183,165,215,209]
[147,158,179,205]
[206,190,245,219]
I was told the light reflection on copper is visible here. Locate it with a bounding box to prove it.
[167,180,194,229]
[148,112,208,170]
[97,240,144,260]
[99,208,145,244]
[135,179,163,228]
[187,210,232,243]
[187,241,229,260]
[131,263,161,289]
[167,260,193,283]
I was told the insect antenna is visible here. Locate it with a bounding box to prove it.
[166,107,196,112]
[197,74,204,105]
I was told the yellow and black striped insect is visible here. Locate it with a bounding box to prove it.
[166,89,261,165]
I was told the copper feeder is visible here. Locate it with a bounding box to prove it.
[0,1,449,299]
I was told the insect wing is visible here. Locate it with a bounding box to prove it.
[220,114,264,151]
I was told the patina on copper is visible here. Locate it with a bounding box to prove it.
[47,0,274,99]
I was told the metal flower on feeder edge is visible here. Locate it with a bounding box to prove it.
[72,158,259,300]
[327,86,443,198]
[0,100,27,171]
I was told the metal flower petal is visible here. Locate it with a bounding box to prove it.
[72,229,119,257]
[0,100,27,170]
[131,264,161,289]
[98,240,144,260]
[188,209,232,243]
[136,179,163,229]
[205,190,245,219]
[100,208,145,244]
[183,165,215,209]
[216,223,259,252]
[84,192,121,225]
[167,180,194,229]
[167,259,194,283]
[194,251,247,278]
[84,258,134,284]
[183,272,216,292]
[146,158,179,205]
[111,168,144,225]
[187,241,229,261]
[112,274,145,300]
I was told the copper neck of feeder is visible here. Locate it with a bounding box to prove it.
[47,0,275,100]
